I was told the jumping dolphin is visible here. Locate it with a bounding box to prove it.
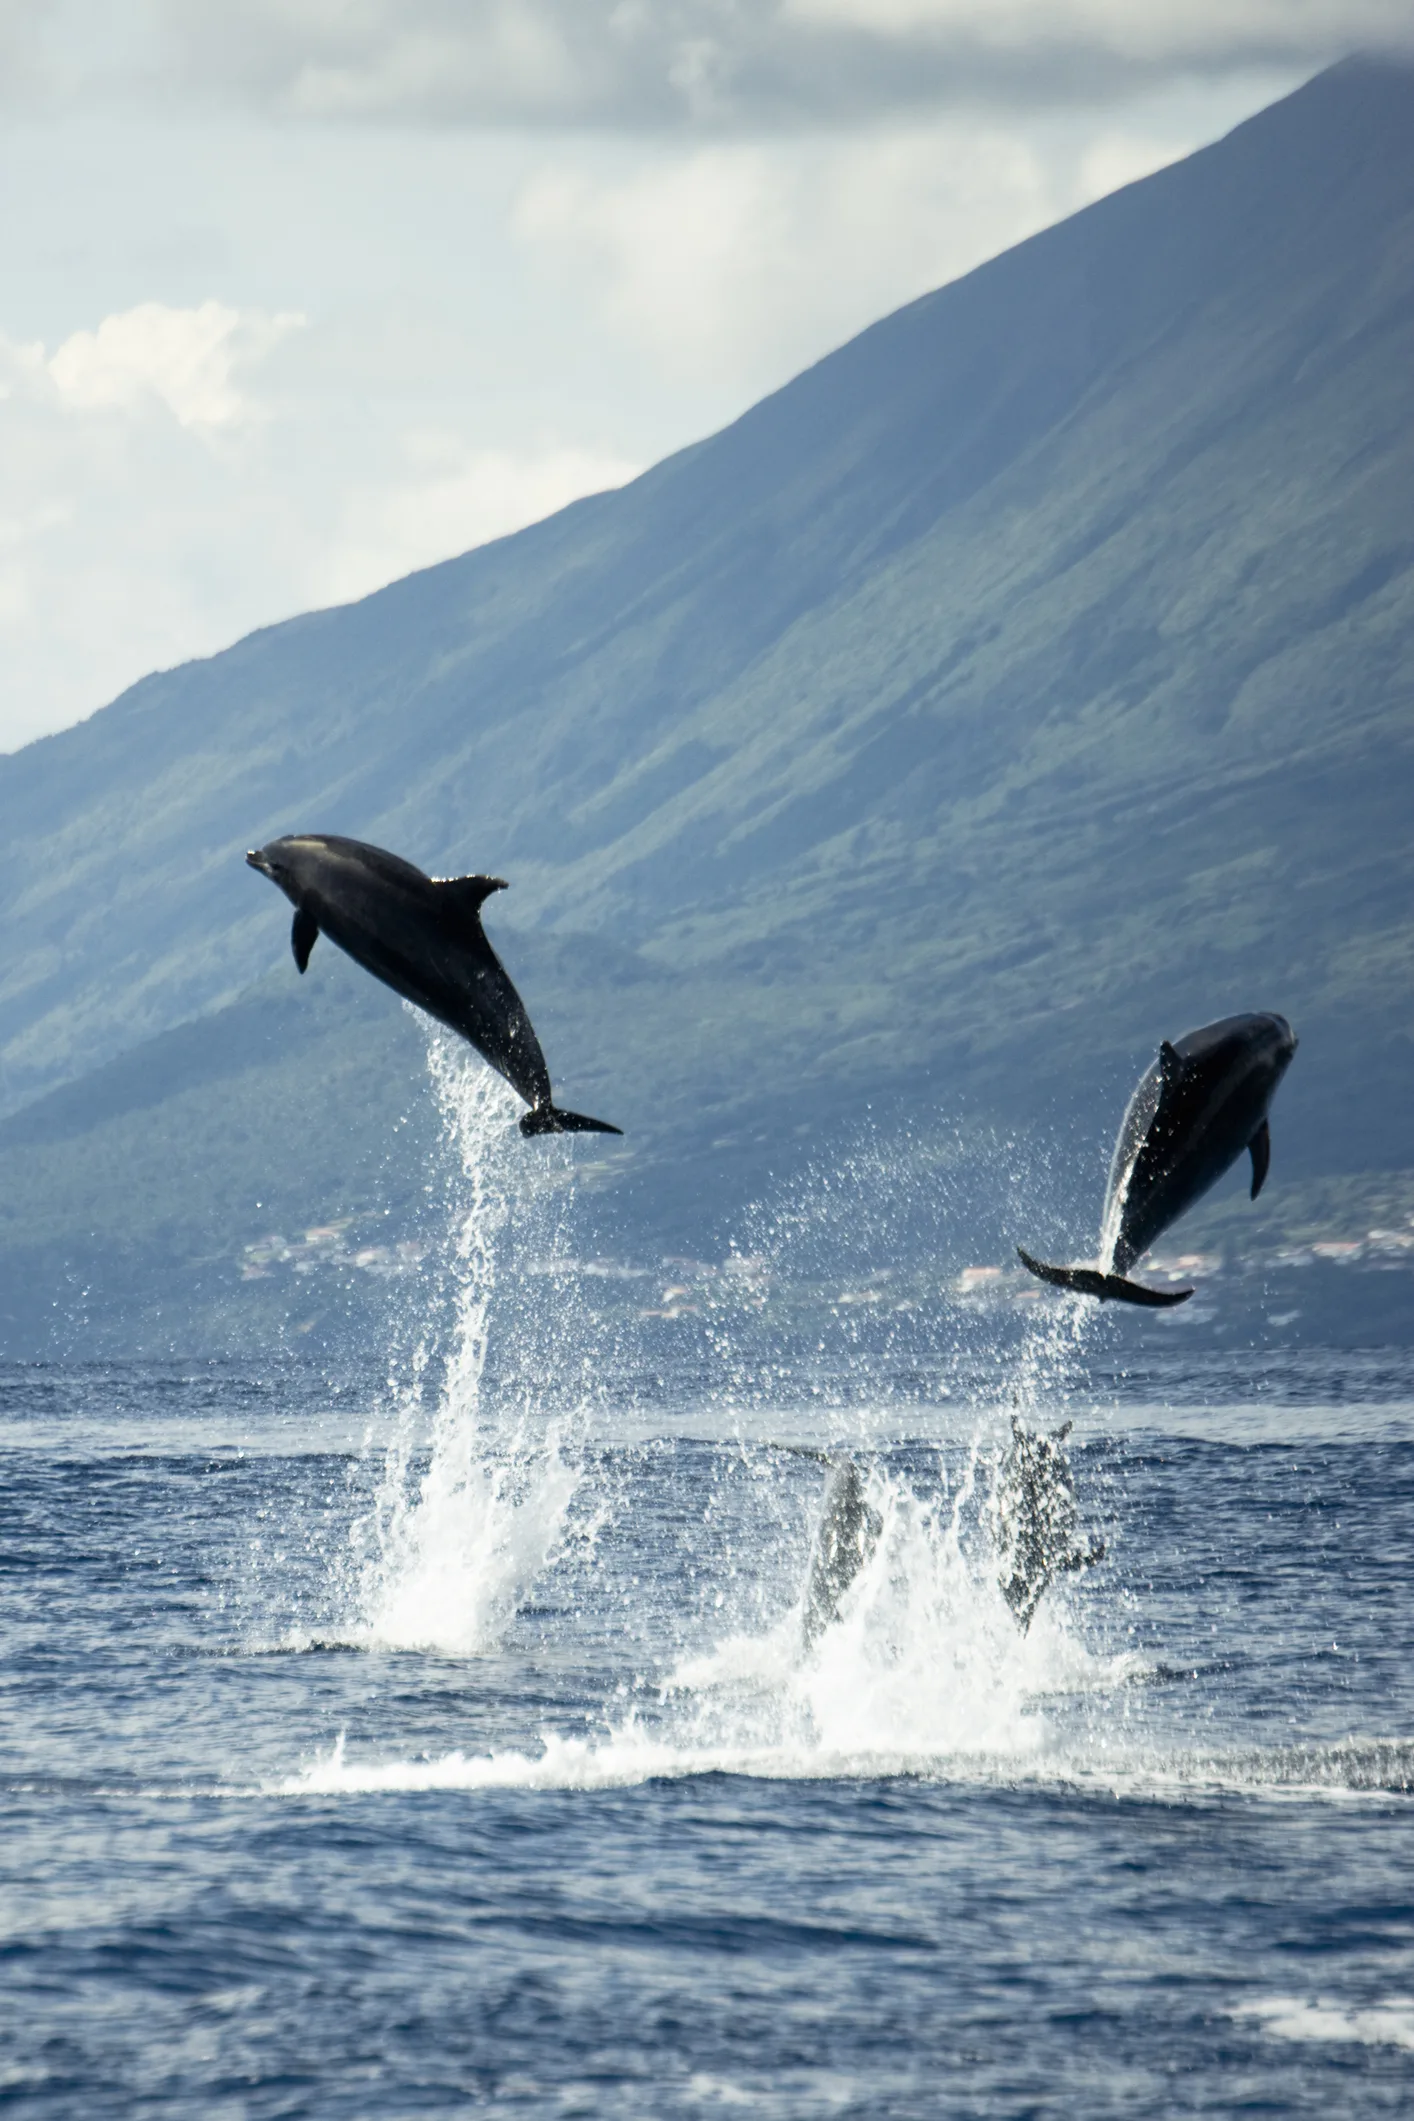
[992,1418,1104,1631]
[802,1458,883,1647]
[1018,1011,1297,1306]
[246,833,621,1138]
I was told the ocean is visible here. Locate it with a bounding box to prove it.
[2,1058,1412,2117]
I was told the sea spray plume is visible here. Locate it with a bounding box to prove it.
[991,1418,1105,1633]
[656,1443,1117,1774]
[246,833,621,1138]
[293,1425,1142,1796]
[354,1045,582,1655]
[718,1106,1069,1400]
[1018,1012,1298,1307]
[637,1117,1116,1755]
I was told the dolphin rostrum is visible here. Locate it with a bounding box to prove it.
[1018,1011,1297,1307]
[802,1458,883,1647]
[992,1417,1104,1631]
[246,833,621,1138]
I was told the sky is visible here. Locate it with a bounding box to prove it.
[1,1,1410,753]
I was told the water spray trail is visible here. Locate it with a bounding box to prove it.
[316,1105,1122,1779]
[671,1121,1119,1761]
[357,1034,578,1655]
[1008,1291,1099,1423]
[296,1447,1135,1797]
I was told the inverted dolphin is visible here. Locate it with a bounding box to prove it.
[802,1458,883,1647]
[246,833,621,1138]
[1018,1011,1296,1306]
[992,1417,1104,1632]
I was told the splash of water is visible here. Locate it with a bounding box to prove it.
[698,1395,1130,1743]
[299,1428,1134,1793]
[307,1107,1123,1770]
[1007,1281,1101,1424]
[664,1455,1102,1764]
[355,1035,579,1655]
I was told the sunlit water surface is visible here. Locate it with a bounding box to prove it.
[2,1058,1412,2116]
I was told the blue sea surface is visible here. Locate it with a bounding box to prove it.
[2,1071,1413,2116]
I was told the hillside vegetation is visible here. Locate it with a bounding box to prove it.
[0,58,1411,1348]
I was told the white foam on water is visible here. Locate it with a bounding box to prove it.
[282,1730,1025,1796]
[1235,1996,1414,2049]
[359,1439,578,1656]
[284,1432,1142,1795]
[352,1037,581,1655]
[280,1724,1414,1804]
[667,1453,1118,1760]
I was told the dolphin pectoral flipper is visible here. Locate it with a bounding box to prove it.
[1016,1248,1192,1308]
[1249,1117,1271,1199]
[291,907,319,973]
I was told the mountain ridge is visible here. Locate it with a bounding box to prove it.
[0,56,1411,1348]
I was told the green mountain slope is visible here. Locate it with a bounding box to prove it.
[1,57,1412,1347]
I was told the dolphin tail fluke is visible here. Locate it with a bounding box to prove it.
[1015,1249,1109,1298]
[519,1103,623,1138]
[1096,1274,1194,1308]
[1015,1248,1192,1308]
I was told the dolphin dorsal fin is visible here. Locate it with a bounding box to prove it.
[432,875,507,920]
[1158,1039,1184,1086]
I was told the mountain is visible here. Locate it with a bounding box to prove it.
[1,56,1412,1352]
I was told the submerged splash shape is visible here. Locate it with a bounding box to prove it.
[356,1038,579,1654]
[671,1455,1111,1767]
[296,1446,1128,1794]
[306,1110,1126,1768]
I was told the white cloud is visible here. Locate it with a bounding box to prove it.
[317,432,642,605]
[0,304,311,746]
[138,0,1414,128]
[45,299,303,429]
[517,149,798,372]
[789,0,1411,67]
[515,123,1086,390]
[1076,128,1194,200]
[0,282,644,748]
